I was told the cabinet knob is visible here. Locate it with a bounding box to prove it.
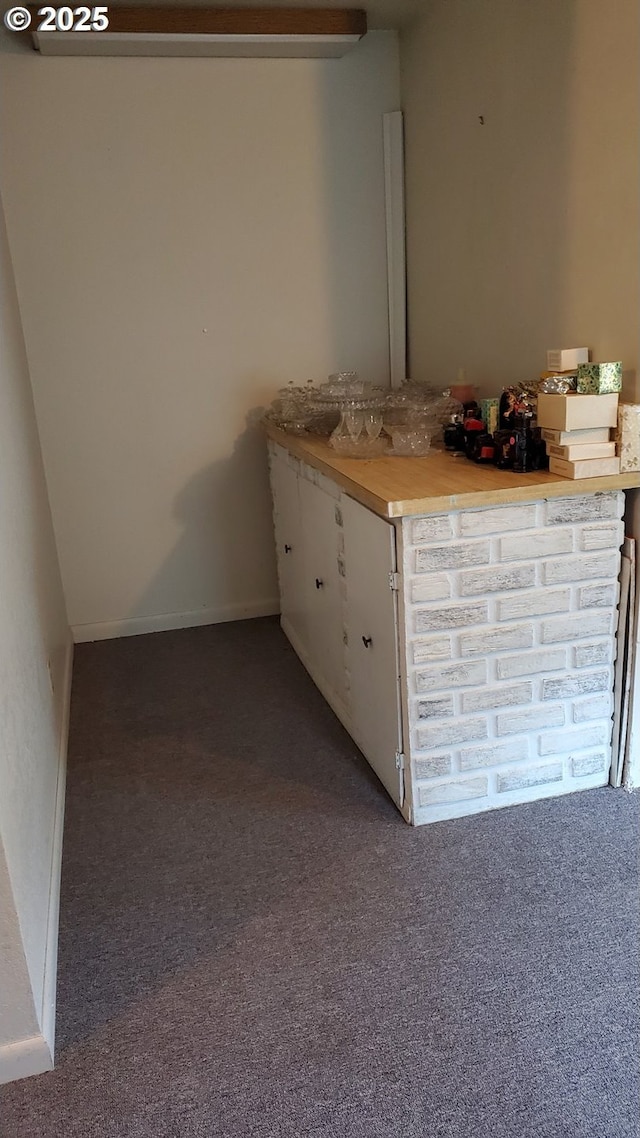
[284,544,292,553]
[315,578,324,589]
[362,636,373,648]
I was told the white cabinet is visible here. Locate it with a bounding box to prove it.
[269,444,405,812]
[341,494,404,808]
[269,454,308,655]
[269,450,346,715]
[298,476,346,711]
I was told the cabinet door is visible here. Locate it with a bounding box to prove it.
[298,476,346,709]
[342,495,404,807]
[269,456,308,653]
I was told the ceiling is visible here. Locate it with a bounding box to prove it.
[103,0,423,31]
[0,1,421,55]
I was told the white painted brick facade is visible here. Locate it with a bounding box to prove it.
[541,612,614,643]
[418,777,487,807]
[579,522,625,551]
[415,659,487,692]
[496,587,571,622]
[573,694,613,722]
[459,738,529,770]
[459,623,534,657]
[414,754,452,779]
[499,529,573,561]
[401,491,623,825]
[411,515,453,543]
[415,601,488,632]
[542,551,620,585]
[458,563,536,596]
[573,641,612,668]
[572,752,607,777]
[411,573,452,602]
[416,541,490,572]
[497,647,567,680]
[412,634,452,663]
[538,724,609,755]
[461,681,533,713]
[458,503,538,535]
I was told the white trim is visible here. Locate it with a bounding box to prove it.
[0,1036,53,1086]
[72,599,281,643]
[40,631,73,1056]
[34,32,361,57]
[383,111,407,390]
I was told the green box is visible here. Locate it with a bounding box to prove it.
[577,361,622,394]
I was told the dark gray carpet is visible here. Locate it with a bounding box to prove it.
[2,617,638,1137]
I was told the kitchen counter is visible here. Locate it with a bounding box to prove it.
[267,426,633,825]
[264,423,640,518]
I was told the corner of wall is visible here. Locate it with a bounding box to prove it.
[40,630,73,1056]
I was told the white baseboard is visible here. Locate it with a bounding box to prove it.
[72,599,281,643]
[0,1035,53,1086]
[40,630,74,1057]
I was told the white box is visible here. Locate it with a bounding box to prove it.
[537,393,619,431]
[548,455,621,479]
[547,442,616,461]
[541,427,610,445]
[546,347,590,372]
[616,403,640,473]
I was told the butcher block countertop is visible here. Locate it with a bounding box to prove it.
[265,423,640,519]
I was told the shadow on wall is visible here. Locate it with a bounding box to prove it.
[110,34,399,635]
[315,31,399,388]
[127,405,279,629]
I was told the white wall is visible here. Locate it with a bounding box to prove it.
[0,33,400,640]
[0,191,71,1081]
[400,0,639,396]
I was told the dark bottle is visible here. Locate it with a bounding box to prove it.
[494,429,515,469]
[464,421,485,459]
[444,416,466,452]
[529,426,549,471]
[511,413,534,473]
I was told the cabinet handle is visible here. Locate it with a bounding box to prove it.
[362,636,373,648]
[315,578,324,589]
[284,544,292,553]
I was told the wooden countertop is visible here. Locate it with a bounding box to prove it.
[265,424,640,519]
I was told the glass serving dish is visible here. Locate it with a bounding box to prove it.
[387,425,432,456]
[383,382,463,449]
[307,373,385,436]
[329,403,388,457]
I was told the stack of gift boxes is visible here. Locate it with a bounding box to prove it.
[536,347,640,478]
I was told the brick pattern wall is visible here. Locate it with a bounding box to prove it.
[400,492,624,824]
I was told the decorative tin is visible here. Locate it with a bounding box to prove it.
[480,397,500,434]
[577,361,622,394]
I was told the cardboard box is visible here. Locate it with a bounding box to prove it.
[536,392,619,431]
[549,455,621,479]
[546,347,589,372]
[577,361,622,394]
[547,441,616,461]
[541,426,611,445]
[616,403,640,473]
